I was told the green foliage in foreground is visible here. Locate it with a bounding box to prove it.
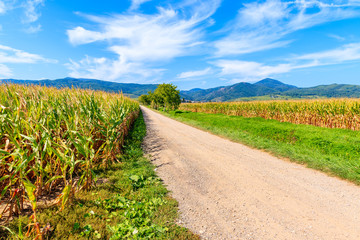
[165,110,360,184]
[1,113,198,240]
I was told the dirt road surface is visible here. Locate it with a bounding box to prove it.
[141,106,360,240]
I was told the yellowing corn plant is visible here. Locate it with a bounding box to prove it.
[180,99,360,130]
[0,84,139,238]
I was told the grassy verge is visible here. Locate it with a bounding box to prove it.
[1,112,198,240]
[161,110,360,184]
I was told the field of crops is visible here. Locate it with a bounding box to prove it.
[0,84,139,236]
[180,99,360,130]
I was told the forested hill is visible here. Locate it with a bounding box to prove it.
[284,84,360,98]
[180,79,360,102]
[180,78,298,101]
[1,77,158,98]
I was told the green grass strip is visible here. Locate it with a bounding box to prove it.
[2,112,198,240]
[163,110,360,185]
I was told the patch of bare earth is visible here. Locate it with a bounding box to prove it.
[141,106,360,240]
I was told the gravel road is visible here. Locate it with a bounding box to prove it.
[141,106,360,240]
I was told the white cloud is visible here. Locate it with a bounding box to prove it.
[21,0,45,33]
[215,0,360,56]
[295,42,360,64]
[0,1,5,14]
[213,42,360,81]
[0,44,55,63]
[328,34,346,41]
[68,27,104,45]
[0,0,16,15]
[67,55,164,82]
[23,0,45,23]
[178,67,212,79]
[0,64,12,77]
[66,0,221,82]
[214,60,291,80]
[0,0,45,32]
[67,8,204,62]
[25,24,42,33]
[0,44,56,77]
[129,0,151,11]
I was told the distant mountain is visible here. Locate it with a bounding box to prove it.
[1,77,158,98]
[285,84,360,98]
[181,79,360,102]
[254,78,297,92]
[181,78,297,102]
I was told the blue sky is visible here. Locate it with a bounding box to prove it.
[1,0,360,90]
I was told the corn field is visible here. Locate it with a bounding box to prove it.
[0,84,139,237]
[180,99,360,130]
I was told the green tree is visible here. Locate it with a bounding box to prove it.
[138,94,151,105]
[139,84,181,110]
[149,91,162,109]
[154,83,181,110]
